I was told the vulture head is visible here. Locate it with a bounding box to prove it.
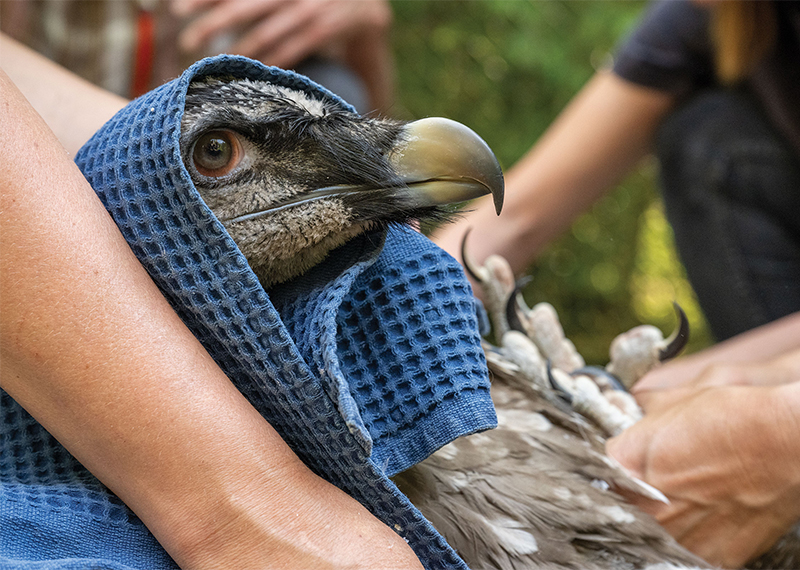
[180,77,504,287]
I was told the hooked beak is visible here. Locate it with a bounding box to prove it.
[390,117,505,215]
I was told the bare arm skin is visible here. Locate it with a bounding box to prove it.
[431,71,675,276]
[0,67,421,570]
[0,34,127,157]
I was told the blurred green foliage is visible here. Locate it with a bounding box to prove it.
[390,0,713,364]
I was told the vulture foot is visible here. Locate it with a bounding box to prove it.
[397,239,800,569]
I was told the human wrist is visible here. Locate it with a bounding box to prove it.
[165,459,332,569]
[158,462,297,567]
[136,410,330,568]
[171,476,422,570]
[153,422,421,570]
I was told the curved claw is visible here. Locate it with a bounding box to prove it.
[460,228,484,283]
[505,278,532,335]
[572,365,628,393]
[546,360,573,405]
[659,302,690,361]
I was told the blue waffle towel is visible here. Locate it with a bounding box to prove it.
[0,55,496,569]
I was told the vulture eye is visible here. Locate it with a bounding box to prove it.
[192,130,242,177]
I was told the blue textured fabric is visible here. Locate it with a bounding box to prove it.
[1,55,496,569]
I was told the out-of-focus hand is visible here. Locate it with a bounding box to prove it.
[606,379,800,568]
[173,0,391,70]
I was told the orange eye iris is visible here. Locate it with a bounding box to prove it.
[192,130,242,177]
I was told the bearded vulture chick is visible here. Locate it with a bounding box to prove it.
[178,77,798,570]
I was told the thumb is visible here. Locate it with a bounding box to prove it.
[606,427,646,480]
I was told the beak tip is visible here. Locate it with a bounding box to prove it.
[492,175,505,215]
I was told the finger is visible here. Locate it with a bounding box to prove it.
[656,499,711,542]
[609,483,673,520]
[634,386,696,414]
[231,2,316,63]
[179,0,285,53]
[244,0,371,67]
[606,428,650,479]
[255,17,341,69]
[170,0,218,17]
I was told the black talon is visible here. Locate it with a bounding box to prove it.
[461,228,483,282]
[547,360,573,405]
[505,278,532,335]
[572,365,627,393]
[658,302,690,361]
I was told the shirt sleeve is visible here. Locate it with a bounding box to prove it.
[612,0,716,98]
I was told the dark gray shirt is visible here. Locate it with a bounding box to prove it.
[613,0,800,157]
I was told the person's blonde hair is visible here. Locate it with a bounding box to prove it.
[711,0,778,84]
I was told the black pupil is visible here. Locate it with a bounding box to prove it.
[195,132,232,171]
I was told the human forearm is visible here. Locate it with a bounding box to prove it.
[432,72,675,276]
[0,71,420,569]
[0,33,126,157]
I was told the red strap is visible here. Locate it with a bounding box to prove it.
[131,8,155,98]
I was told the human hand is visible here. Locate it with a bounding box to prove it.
[606,381,800,568]
[633,348,800,413]
[631,314,800,396]
[173,0,391,70]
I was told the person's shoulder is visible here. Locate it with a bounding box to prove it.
[625,0,710,57]
[641,0,707,29]
[612,0,713,95]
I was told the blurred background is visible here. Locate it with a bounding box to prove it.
[390,0,714,364]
